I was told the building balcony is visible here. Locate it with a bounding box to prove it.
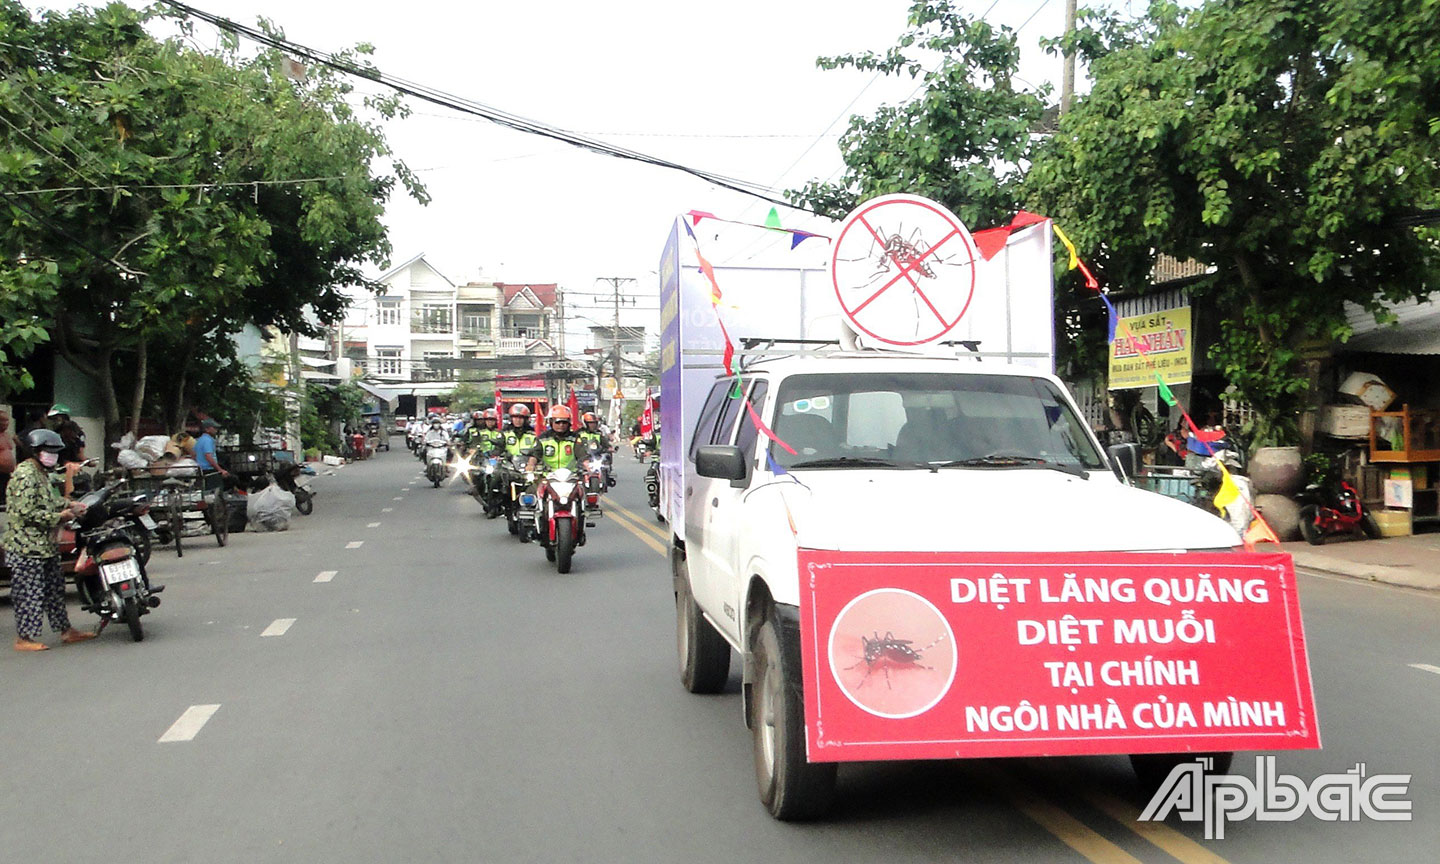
[410,321,454,335]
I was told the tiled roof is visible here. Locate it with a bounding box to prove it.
[498,282,558,308]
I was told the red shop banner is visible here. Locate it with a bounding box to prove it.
[798,550,1320,763]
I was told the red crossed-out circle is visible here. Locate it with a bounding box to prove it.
[831,196,977,346]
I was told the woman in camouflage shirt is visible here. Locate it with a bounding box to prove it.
[3,429,96,651]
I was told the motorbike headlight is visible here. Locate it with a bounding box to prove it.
[484,464,495,474]
[525,471,536,482]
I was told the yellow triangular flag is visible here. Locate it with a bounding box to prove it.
[1213,462,1242,517]
[1052,223,1081,271]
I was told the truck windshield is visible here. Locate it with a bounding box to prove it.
[768,372,1105,471]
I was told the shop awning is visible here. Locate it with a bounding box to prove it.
[1343,296,1440,355]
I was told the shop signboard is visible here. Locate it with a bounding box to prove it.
[798,550,1319,762]
[1109,306,1193,390]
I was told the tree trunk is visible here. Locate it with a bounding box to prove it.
[95,348,121,457]
[129,339,148,437]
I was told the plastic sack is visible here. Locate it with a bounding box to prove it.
[246,482,295,532]
[116,449,148,469]
[112,432,137,452]
[134,435,170,461]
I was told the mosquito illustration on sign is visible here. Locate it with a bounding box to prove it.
[831,194,978,346]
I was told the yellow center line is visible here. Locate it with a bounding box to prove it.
[1021,759,1233,864]
[980,767,1144,864]
[1085,790,1231,864]
[606,500,669,542]
[604,506,667,557]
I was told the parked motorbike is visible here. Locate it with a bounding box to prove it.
[534,466,593,574]
[273,461,317,515]
[1297,480,1380,544]
[59,480,164,642]
[424,439,450,487]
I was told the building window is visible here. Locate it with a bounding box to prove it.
[412,304,453,334]
[462,313,490,337]
[375,347,402,377]
[421,351,454,382]
[377,299,401,326]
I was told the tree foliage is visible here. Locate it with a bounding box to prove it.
[0,1,426,437]
[1026,0,1440,445]
[788,0,1048,229]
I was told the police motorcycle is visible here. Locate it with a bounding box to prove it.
[422,422,452,487]
[643,432,662,518]
[59,477,164,642]
[577,413,615,495]
[527,407,597,574]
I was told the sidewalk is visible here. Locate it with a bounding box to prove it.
[1280,531,1440,590]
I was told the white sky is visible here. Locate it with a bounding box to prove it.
[80,0,1089,347]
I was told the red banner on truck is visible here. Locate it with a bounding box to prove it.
[798,550,1319,763]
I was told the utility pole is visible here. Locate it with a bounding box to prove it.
[1061,0,1077,115]
[594,276,636,409]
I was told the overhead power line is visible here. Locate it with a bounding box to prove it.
[157,1,814,213]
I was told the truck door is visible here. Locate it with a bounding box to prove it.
[700,379,767,644]
[684,381,732,595]
[690,380,749,625]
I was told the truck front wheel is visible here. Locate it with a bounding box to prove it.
[676,573,729,693]
[752,614,836,820]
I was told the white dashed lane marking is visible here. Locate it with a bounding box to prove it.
[367,522,381,528]
[261,618,296,637]
[382,507,393,513]
[393,497,404,501]
[1410,663,1440,676]
[159,704,221,743]
[314,570,337,583]
[346,541,364,549]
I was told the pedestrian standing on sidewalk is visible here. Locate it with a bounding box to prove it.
[3,429,97,651]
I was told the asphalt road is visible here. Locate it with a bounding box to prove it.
[2,443,1437,863]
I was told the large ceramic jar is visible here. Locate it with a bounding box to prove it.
[1249,446,1304,496]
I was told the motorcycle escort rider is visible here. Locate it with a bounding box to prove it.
[467,409,507,512]
[503,405,538,464]
[526,406,581,476]
[576,412,616,488]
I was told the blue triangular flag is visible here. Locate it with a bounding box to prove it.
[790,231,814,250]
[682,219,697,240]
[766,452,787,476]
[1100,293,1117,344]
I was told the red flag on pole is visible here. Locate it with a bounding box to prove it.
[568,387,581,422]
[640,390,654,437]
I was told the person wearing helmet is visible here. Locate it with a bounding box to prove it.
[503,404,537,462]
[576,412,610,457]
[468,408,504,456]
[527,406,579,473]
[424,414,451,447]
[3,429,97,650]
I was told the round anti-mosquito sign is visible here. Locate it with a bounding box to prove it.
[831,194,978,346]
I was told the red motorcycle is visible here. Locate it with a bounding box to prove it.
[534,466,593,574]
[1296,480,1381,544]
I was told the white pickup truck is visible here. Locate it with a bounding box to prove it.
[657,203,1315,820]
[671,352,1241,818]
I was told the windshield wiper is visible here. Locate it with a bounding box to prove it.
[787,456,929,470]
[936,455,1089,479]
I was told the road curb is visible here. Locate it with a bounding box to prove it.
[1290,553,1440,591]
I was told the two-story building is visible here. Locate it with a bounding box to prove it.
[333,253,560,417]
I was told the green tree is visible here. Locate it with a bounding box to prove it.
[0,2,425,439]
[1026,0,1440,447]
[789,0,1049,229]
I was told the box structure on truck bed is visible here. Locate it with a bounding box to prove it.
[656,214,1059,534]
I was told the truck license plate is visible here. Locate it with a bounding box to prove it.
[101,558,141,586]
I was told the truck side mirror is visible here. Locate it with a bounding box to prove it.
[1107,442,1139,483]
[696,445,746,482]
